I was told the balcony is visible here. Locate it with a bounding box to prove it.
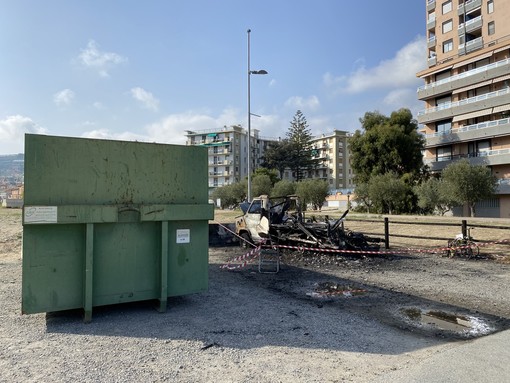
[428,55,437,67]
[201,139,231,147]
[210,148,231,154]
[427,17,436,30]
[427,0,436,12]
[425,117,510,147]
[457,0,482,15]
[209,170,232,176]
[424,148,510,171]
[459,36,483,55]
[496,179,510,194]
[458,15,482,35]
[427,36,436,49]
[208,159,233,166]
[417,87,510,124]
[418,58,510,100]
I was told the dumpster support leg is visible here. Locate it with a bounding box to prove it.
[84,223,94,323]
[158,221,168,312]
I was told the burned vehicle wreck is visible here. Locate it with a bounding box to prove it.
[235,195,380,253]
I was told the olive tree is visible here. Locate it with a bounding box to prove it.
[439,159,497,217]
[211,181,246,208]
[414,177,453,215]
[296,179,329,211]
[368,172,412,215]
[251,174,273,198]
[271,180,296,197]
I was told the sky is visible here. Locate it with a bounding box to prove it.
[0,0,427,155]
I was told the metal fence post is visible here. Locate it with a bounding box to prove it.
[384,217,390,249]
[462,220,467,237]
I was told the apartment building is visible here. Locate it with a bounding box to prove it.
[186,126,354,197]
[288,130,354,190]
[185,125,274,193]
[417,0,510,217]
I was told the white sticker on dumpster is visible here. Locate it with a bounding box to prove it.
[176,229,190,244]
[24,206,58,224]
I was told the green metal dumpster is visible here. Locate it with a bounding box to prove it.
[22,134,214,321]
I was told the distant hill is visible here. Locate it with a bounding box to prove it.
[0,154,24,179]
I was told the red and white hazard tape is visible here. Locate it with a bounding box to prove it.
[276,239,510,255]
[219,239,510,270]
[219,245,261,270]
[215,222,510,270]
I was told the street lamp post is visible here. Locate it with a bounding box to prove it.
[247,28,267,202]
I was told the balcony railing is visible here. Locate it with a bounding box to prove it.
[457,0,482,15]
[427,17,436,30]
[209,170,233,176]
[208,160,233,166]
[497,178,510,194]
[417,58,510,92]
[417,87,510,116]
[428,35,436,48]
[424,148,510,169]
[458,15,482,35]
[425,117,510,138]
[458,36,483,54]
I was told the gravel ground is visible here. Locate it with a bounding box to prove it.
[1,209,510,382]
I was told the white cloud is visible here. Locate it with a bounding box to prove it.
[145,112,219,145]
[325,36,426,93]
[53,89,75,107]
[130,87,160,111]
[81,129,148,143]
[78,40,127,77]
[84,108,288,148]
[284,95,320,111]
[383,89,415,107]
[0,115,47,154]
[82,109,245,147]
[93,102,105,110]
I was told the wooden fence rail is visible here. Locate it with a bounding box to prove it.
[347,218,510,249]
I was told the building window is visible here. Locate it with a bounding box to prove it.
[436,94,452,107]
[442,0,452,14]
[437,146,452,161]
[488,21,495,35]
[442,19,453,33]
[436,120,452,133]
[443,39,453,53]
[488,0,494,14]
[468,140,490,157]
[435,69,451,81]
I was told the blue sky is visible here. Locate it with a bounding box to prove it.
[0,0,426,155]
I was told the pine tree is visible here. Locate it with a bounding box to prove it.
[286,110,317,181]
